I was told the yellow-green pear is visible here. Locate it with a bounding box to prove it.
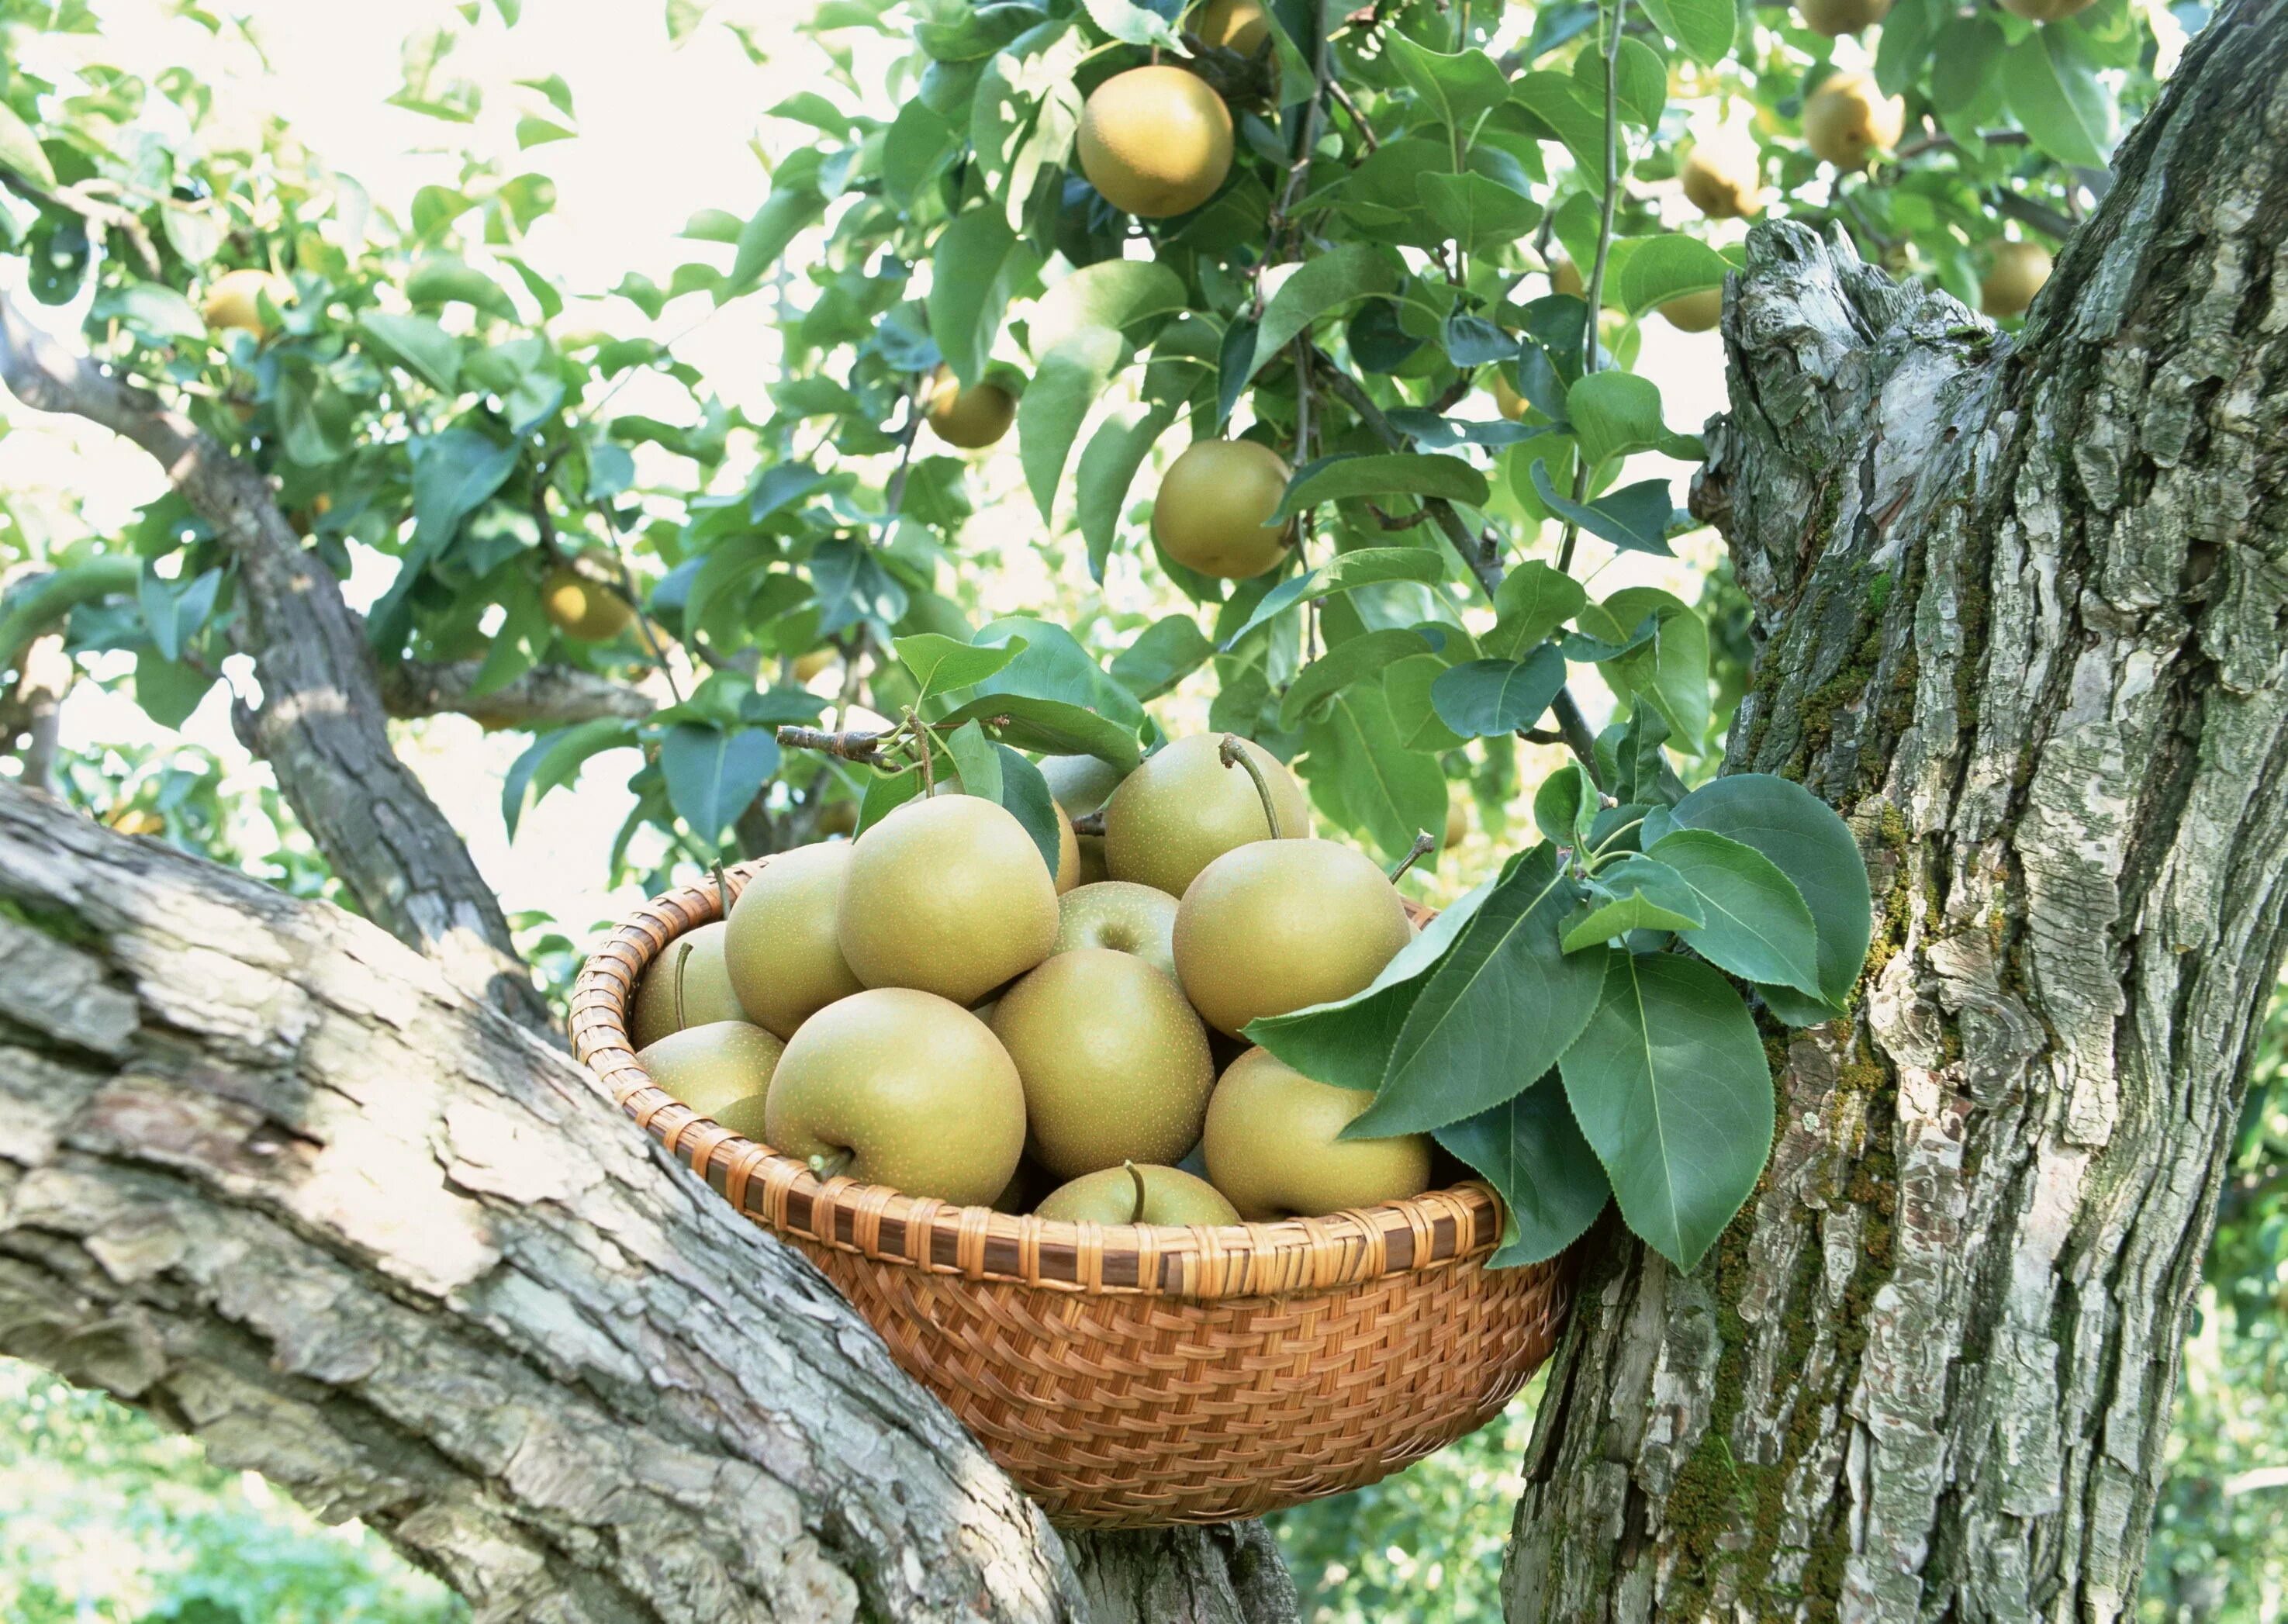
[1803,73,1906,169]
[922,364,1016,450]
[1042,753,1123,883]
[1445,796,1469,849]
[991,948,1215,1179]
[1980,240,2052,318]
[1191,0,1270,53]
[202,268,292,336]
[1077,65,1234,219]
[1660,288,1724,333]
[838,793,1060,1005]
[541,566,634,642]
[631,921,745,1047]
[1680,139,1764,219]
[1052,799,1082,895]
[1174,839,1412,1036]
[763,987,1025,1205]
[1035,1163,1241,1226]
[1795,0,1891,35]
[1202,1048,1432,1220]
[724,842,866,1038]
[1054,881,1181,982]
[637,1020,784,1129]
[1152,439,1294,580]
[1104,733,1309,898]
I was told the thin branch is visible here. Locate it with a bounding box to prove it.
[1991,188,2075,242]
[1325,79,1379,154]
[0,171,161,277]
[776,725,892,767]
[1558,0,1628,580]
[378,660,658,727]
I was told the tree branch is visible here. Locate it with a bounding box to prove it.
[0,293,551,1032]
[379,659,657,727]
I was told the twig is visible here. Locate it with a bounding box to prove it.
[1386,831,1436,883]
[1070,810,1105,838]
[1991,188,2075,242]
[1325,79,1380,154]
[1558,0,1628,579]
[0,173,161,277]
[775,726,891,767]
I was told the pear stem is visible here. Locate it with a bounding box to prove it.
[808,1149,855,1182]
[907,708,935,796]
[1124,1160,1147,1226]
[667,938,693,1032]
[1218,734,1283,840]
[1386,831,1436,884]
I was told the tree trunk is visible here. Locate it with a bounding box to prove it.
[0,782,1290,1624]
[1505,6,2288,1619]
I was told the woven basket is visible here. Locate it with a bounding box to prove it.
[569,859,1574,1529]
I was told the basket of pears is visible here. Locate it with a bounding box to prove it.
[571,733,1573,1529]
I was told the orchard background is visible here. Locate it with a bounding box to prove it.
[0,0,2283,1621]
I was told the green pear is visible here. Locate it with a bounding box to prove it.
[991,947,1215,1178]
[1104,734,1309,898]
[838,793,1060,1005]
[1035,1163,1241,1226]
[1037,754,1124,817]
[1202,1048,1431,1220]
[763,986,1026,1206]
[630,921,745,1047]
[1173,838,1412,1036]
[636,1021,785,1131]
[724,841,865,1038]
[1054,881,1181,982]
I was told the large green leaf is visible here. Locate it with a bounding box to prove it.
[1247,872,1502,1091]
[1348,843,1608,1138]
[1559,952,1774,1270]
[1274,452,1490,521]
[1634,0,1734,67]
[2002,30,2113,170]
[1484,561,1589,662]
[1281,629,1433,731]
[1560,855,1706,949]
[1384,33,1512,131]
[1246,245,1401,386]
[1218,547,1445,649]
[1382,654,1468,752]
[1436,1078,1611,1266]
[963,616,1145,731]
[894,632,1023,700]
[935,693,1141,769]
[660,724,779,841]
[928,207,1025,386]
[1305,685,1450,866]
[1566,371,1668,468]
[1512,72,1608,180]
[728,188,829,292]
[1648,828,1823,996]
[1430,647,1566,738]
[1110,613,1215,701]
[1588,587,1709,748]
[1666,773,1871,1007]
[991,742,1066,876]
[1018,326,1126,522]
[1615,233,1730,316]
[503,718,638,838]
[409,429,518,550]
[358,313,462,392]
[1031,259,1188,354]
[0,101,58,189]
[1075,401,1175,582]
[1530,462,1677,558]
[1418,171,1544,256]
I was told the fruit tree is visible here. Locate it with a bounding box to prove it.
[0,0,2283,1620]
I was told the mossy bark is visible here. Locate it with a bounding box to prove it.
[1504,7,2288,1619]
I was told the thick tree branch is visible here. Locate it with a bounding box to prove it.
[0,782,1292,1624]
[379,659,657,727]
[0,294,551,1032]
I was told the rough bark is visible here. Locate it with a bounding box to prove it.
[0,781,1290,1624]
[1505,6,2288,1620]
[0,295,551,1032]
[378,658,658,728]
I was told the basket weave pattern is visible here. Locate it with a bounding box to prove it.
[569,861,1574,1527]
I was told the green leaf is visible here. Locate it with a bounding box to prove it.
[134,650,211,730]
[1530,463,1677,558]
[1511,73,1608,180]
[927,208,1023,387]
[1930,17,2005,114]
[1384,33,1512,131]
[1594,586,1709,747]
[942,719,1003,799]
[660,724,779,841]
[1874,0,1942,95]
[1534,758,1598,847]
[1559,953,1774,1270]
[934,693,1142,769]
[896,632,1024,700]
[1305,685,1451,866]
[503,719,637,838]
[1218,547,1446,649]
[1566,371,1668,468]
[962,617,1145,731]
[1019,327,1126,523]
[517,71,575,118]
[1430,647,1567,739]
[1031,260,1188,355]
[1077,0,1184,46]
[0,102,57,190]
[515,112,575,147]
[728,188,829,292]
[1281,629,1433,731]
[1075,401,1175,582]
[1246,245,1401,387]
[1274,452,1490,522]
[1436,1079,1611,1267]
[1381,654,1469,752]
[1574,35,1668,130]
[1667,773,1871,1006]
[137,566,223,663]
[1615,233,1731,316]
[2002,30,2113,169]
[1484,561,1590,662]
[358,313,461,392]
[99,282,206,344]
[1247,872,1504,1091]
[410,430,518,550]
[1418,171,1544,256]
[1560,855,1706,949]
[1350,843,1609,1138]
[1648,828,1823,996]
[406,254,517,318]
[992,743,1066,876]
[1111,613,1215,700]
[856,765,925,834]
[1634,0,1733,67]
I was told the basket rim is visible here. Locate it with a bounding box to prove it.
[569,857,1509,1298]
